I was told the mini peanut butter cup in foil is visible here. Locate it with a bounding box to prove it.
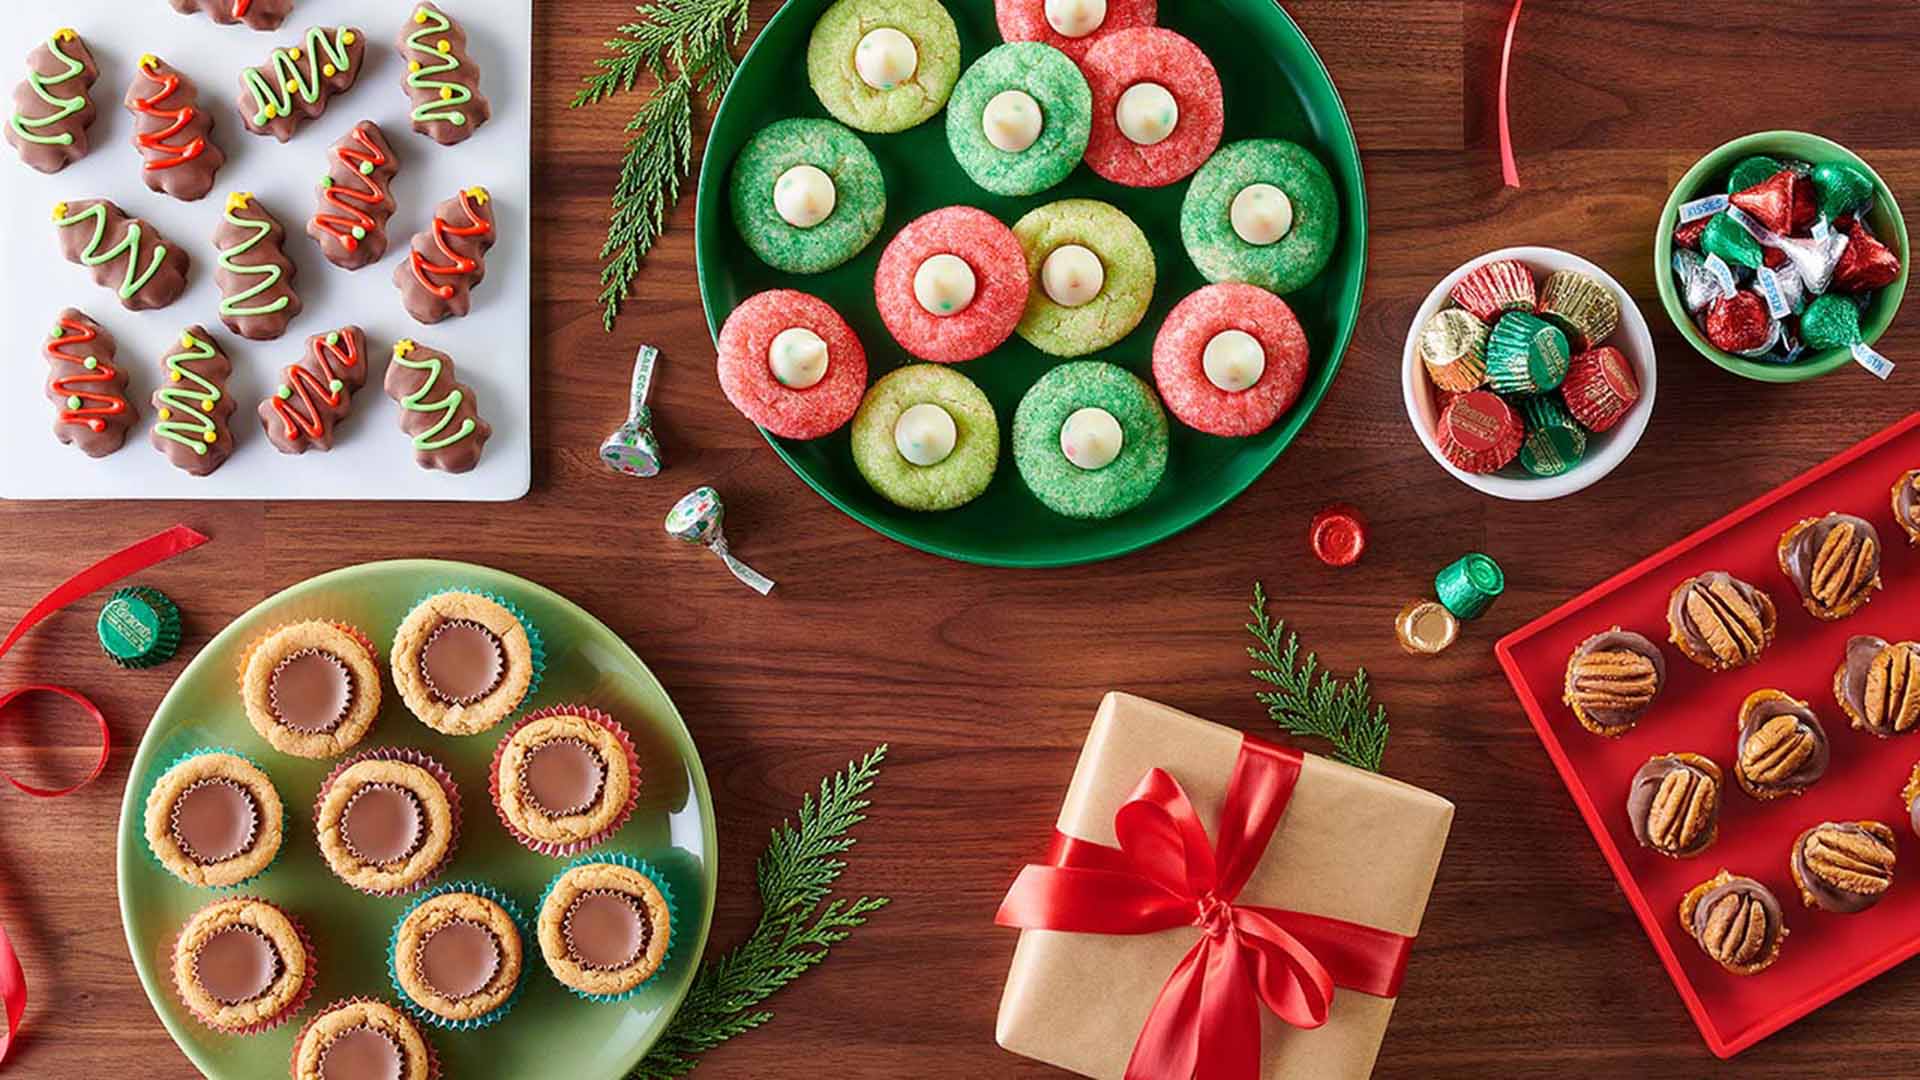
[416,919,501,1001]
[194,924,282,1005]
[317,1025,404,1080]
[269,648,353,734]
[521,738,606,817]
[563,890,650,971]
[341,783,427,867]
[419,620,505,706]
[170,778,260,864]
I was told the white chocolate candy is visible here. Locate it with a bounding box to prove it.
[773,165,836,229]
[1230,183,1293,246]
[768,327,829,389]
[1045,0,1107,37]
[855,28,917,91]
[1202,330,1266,392]
[1061,407,1123,470]
[894,402,958,466]
[1115,83,1178,146]
[914,253,977,316]
[983,89,1043,153]
[1041,244,1104,308]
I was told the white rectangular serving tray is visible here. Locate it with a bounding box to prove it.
[0,0,531,500]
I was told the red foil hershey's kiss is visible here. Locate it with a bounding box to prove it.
[1705,291,1775,354]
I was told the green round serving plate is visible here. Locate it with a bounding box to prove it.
[115,560,717,1079]
[695,0,1367,567]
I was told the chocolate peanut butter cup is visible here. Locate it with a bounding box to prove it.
[1834,635,1920,737]
[145,750,283,889]
[417,920,501,1000]
[270,649,353,733]
[170,779,259,864]
[1777,512,1882,621]
[1733,690,1829,800]
[419,619,504,705]
[1564,627,1665,736]
[194,924,280,1005]
[564,891,648,970]
[241,620,382,758]
[524,739,606,817]
[343,784,426,866]
[1667,571,1776,672]
[1790,821,1897,913]
[317,1025,404,1080]
[1628,752,1722,858]
[1680,870,1786,975]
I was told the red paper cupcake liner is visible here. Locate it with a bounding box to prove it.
[313,746,463,897]
[172,897,316,1036]
[290,996,442,1080]
[489,705,642,858]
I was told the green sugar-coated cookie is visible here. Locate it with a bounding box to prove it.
[1180,139,1338,295]
[1012,199,1156,357]
[807,0,961,134]
[945,42,1090,197]
[730,118,887,274]
[851,365,999,511]
[1012,361,1168,519]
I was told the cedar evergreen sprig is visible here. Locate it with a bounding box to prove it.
[1246,583,1390,772]
[632,745,891,1079]
[573,0,754,332]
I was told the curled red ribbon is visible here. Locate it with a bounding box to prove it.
[1499,0,1526,188]
[996,737,1412,1080]
[0,523,209,1066]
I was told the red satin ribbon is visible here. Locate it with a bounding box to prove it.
[1498,0,1526,187]
[996,737,1413,1080]
[0,523,209,1066]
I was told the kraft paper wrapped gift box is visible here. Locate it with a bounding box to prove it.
[996,693,1454,1080]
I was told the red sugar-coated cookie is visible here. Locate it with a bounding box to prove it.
[874,206,1029,363]
[993,0,1158,61]
[1151,284,1308,437]
[717,290,867,440]
[1081,28,1222,188]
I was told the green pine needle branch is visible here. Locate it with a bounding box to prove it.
[1246,584,1389,772]
[632,745,892,1079]
[574,0,754,331]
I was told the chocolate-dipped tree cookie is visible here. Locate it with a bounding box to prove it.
[238,25,365,142]
[399,3,490,146]
[170,0,296,32]
[396,187,497,324]
[125,54,225,202]
[215,192,301,340]
[7,28,98,174]
[152,327,238,477]
[260,326,370,454]
[384,339,491,474]
[43,308,136,457]
[53,199,191,311]
[309,120,400,271]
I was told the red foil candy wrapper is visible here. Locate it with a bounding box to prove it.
[1832,219,1902,294]
[1762,245,1788,270]
[1436,390,1523,474]
[1674,218,1709,250]
[1792,176,1818,233]
[1560,346,1640,433]
[1449,260,1537,322]
[1309,504,1367,567]
[1731,170,1798,235]
[1705,291,1774,354]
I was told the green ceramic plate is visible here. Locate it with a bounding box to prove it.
[695,0,1366,567]
[115,560,716,1079]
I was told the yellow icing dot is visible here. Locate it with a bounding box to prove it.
[50,202,68,221]
[226,192,253,211]
[466,187,491,205]
[342,30,357,45]
[290,47,302,61]
[394,339,416,357]
[139,54,159,70]
[440,87,454,100]
[169,371,182,383]
[410,60,423,73]
[158,408,172,420]
[323,64,337,77]
[53,28,75,42]
[264,104,279,118]
[204,432,217,443]
[200,400,214,413]
[438,40,452,53]
[416,9,429,23]
[284,79,299,93]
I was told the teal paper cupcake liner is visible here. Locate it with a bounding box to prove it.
[416,585,549,710]
[143,745,287,892]
[387,880,532,1031]
[534,853,679,1005]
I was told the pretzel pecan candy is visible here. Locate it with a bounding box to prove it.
[1666,571,1776,672]
[1790,821,1896,913]
[1903,761,1920,840]
[1834,635,1920,737]
[1778,512,1882,620]
[1680,870,1786,975]
[1563,628,1665,736]
[1628,752,1721,858]
[1733,689,1828,800]
[1893,469,1920,544]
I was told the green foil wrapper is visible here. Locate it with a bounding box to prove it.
[1435,553,1505,621]
[1537,270,1621,351]
[1485,312,1571,394]
[1801,293,1863,350]
[1812,160,1875,221]
[1701,213,1764,270]
[1517,395,1588,478]
[97,585,183,669]
[1727,155,1786,194]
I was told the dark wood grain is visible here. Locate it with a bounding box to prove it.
[4,1,1920,1076]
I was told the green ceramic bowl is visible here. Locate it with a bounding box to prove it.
[695,0,1366,567]
[116,560,716,1079]
[1653,130,1909,383]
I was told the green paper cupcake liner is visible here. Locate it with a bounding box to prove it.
[534,853,679,1005]
[100,585,184,669]
[142,745,287,892]
[416,585,548,710]
[387,879,532,1032]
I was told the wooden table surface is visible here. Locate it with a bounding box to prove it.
[4,1,1920,1076]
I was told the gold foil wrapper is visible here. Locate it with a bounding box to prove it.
[1395,600,1459,655]
[1538,270,1621,351]
[1418,309,1489,392]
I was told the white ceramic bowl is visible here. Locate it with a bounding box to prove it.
[1402,246,1657,502]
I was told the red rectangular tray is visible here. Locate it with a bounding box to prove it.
[1496,411,1920,1059]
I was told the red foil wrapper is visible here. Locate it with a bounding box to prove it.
[1792,177,1818,233]
[1832,219,1902,294]
[1448,260,1538,322]
[1705,291,1774,354]
[1731,170,1798,235]
[1436,390,1523,474]
[1308,505,1367,567]
[1560,346,1640,433]
[1762,246,1788,270]
[1674,218,1709,251]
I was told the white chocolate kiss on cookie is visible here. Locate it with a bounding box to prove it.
[773,165,835,229]
[894,403,957,467]
[1231,183,1293,246]
[768,327,829,389]
[914,254,977,316]
[1061,407,1123,470]
[855,28,918,91]
[983,90,1043,153]
[1116,83,1178,146]
[1203,330,1266,392]
[1041,244,1103,308]
[1046,0,1107,37]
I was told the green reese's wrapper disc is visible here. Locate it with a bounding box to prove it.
[97,586,183,668]
[1517,395,1588,478]
[1435,553,1505,620]
[1485,312,1571,394]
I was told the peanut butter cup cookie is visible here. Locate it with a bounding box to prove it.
[1628,752,1721,858]
[491,707,639,856]
[391,591,543,735]
[239,620,381,758]
[1777,512,1881,620]
[290,998,436,1080]
[171,897,313,1032]
[1667,571,1776,672]
[1679,870,1786,975]
[537,857,674,1001]
[1834,635,1920,737]
[144,750,282,888]
[315,749,460,896]
[1789,821,1896,913]
[389,884,527,1029]
[1733,690,1828,800]
[1563,627,1665,736]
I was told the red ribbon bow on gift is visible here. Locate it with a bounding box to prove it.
[995,737,1412,1080]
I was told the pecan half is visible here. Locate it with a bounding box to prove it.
[1740,715,1817,785]
[1802,823,1896,898]
[1866,644,1920,735]
[1698,888,1773,967]
[1568,648,1660,714]
[1647,766,1717,853]
[1809,521,1879,612]
[1683,577,1770,665]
